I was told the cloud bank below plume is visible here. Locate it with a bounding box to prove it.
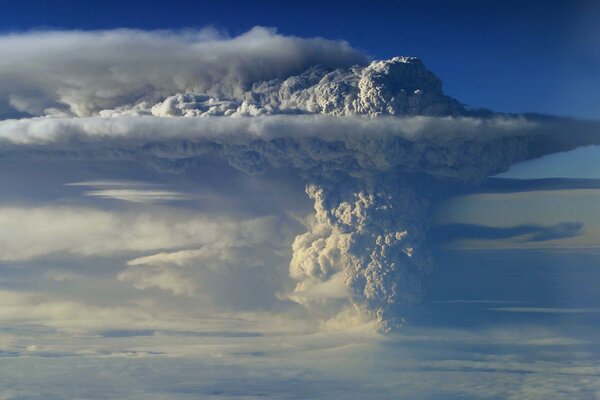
[1,27,600,331]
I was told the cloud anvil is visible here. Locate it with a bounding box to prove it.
[1,28,599,333]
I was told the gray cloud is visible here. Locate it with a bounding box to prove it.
[433,222,584,244]
[0,114,540,181]
[477,177,600,193]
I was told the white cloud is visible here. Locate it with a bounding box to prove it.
[67,180,194,203]
[117,216,291,300]
[0,27,365,117]
[126,248,219,268]
[117,266,196,296]
[44,270,82,282]
[0,289,288,335]
[0,317,597,399]
[0,289,151,331]
[284,271,350,304]
[0,206,282,261]
[118,56,464,118]
[66,179,155,188]
[490,307,600,314]
[82,189,192,203]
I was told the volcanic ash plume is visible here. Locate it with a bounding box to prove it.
[290,178,431,332]
[1,29,599,331]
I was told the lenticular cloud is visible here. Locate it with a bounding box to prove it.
[1,28,599,331]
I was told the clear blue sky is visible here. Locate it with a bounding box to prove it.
[0,0,599,118]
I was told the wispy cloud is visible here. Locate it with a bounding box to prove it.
[67,180,193,203]
[490,307,600,314]
[83,189,192,203]
[478,177,600,193]
[433,222,584,244]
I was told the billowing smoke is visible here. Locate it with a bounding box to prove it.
[1,28,599,331]
[0,27,365,118]
[289,180,431,331]
[141,56,463,118]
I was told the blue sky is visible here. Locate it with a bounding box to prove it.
[1,0,599,118]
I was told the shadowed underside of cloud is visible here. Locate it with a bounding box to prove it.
[0,27,599,332]
[477,177,600,193]
[433,222,584,244]
[0,27,366,118]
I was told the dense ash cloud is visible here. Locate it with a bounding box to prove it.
[0,27,365,118]
[289,181,432,331]
[0,28,459,119]
[1,27,599,331]
[0,114,535,177]
[143,56,463,118]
